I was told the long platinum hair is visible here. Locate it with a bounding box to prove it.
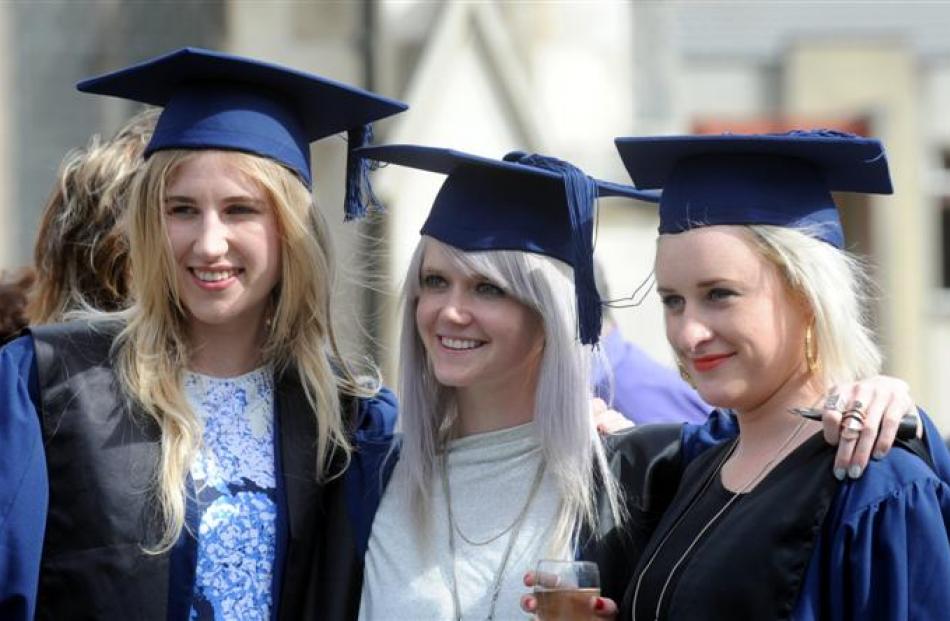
[397,236,622,551]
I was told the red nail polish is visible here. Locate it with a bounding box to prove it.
[595,597,605,611]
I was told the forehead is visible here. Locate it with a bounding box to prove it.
[420,239,456,268]
[655,226,773,284]
[419,240,480,280]
[166,151,265,196]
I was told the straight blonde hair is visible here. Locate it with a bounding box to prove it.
[115,148,374,552]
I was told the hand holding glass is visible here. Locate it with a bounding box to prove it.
[533,560,600,621]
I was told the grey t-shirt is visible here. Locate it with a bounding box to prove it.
[359,422,566,620]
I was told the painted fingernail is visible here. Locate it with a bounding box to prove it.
[594,597,606,611]
[872,450,885,460]
[849,465,863,479]
[834,467,846,480]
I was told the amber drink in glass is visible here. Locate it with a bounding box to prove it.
[534,559,600,621]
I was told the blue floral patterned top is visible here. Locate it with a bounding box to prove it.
[184,367,277,621]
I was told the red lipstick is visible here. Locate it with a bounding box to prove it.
[691,354,733,373]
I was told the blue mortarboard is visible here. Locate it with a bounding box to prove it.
[614,129,893,247]
[356,144,659,345]
[77,47,408,219]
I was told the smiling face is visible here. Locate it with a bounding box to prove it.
[414,241,545,395]
[655,226,811,413]
[163,151,282,335]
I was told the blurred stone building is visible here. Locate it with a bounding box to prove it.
[376,1,950,430]
[1,1,948,429]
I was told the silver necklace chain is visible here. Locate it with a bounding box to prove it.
[631,418,807,621]
[441,452,547,621]
[451,457,546,546]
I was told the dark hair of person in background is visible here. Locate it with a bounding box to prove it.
[27,107,158,324]
[0,268,36,344]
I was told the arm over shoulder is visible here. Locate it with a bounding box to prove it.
[0,336,48,621]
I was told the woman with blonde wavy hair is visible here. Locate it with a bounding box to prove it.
[28,106,158,324]
[0,47,405,621]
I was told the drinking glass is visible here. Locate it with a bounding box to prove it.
[534,559,600,621]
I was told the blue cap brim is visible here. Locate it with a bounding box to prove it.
[355,145,660,203]
[77,47,408,216]
[615,132,892,194]
[77,47,408,142]
[358,144,658,346]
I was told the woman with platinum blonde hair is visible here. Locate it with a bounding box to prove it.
[353,144,921,621]
[398,236,609,552]
[351,146,646,621]
[598,131,950,620]
[0,47,406,621]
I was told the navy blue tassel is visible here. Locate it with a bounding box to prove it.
[505,151,602,345]
[344,124,382,221]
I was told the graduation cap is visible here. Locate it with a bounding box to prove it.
[614,129,893,247]
[77,47,408,219]
[356,144,659,345]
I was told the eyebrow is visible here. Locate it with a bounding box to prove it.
[419,264,442,275]
[656,278,738,294]
[163,195,266,205]
[696,278,737,288]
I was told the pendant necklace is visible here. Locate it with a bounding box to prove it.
[441,451,546,621]
[631,418,807,621]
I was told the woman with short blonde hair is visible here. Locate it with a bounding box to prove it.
[608,131,950,619]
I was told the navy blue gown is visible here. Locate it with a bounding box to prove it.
[0,335,397,620]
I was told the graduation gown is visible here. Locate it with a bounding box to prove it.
[344,405,950,619]
[794,434,950,619]
[619,419,950,620]
[0,322,397,621]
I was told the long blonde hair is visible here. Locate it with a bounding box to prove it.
[115,148,374,551]
[398,237,622,552]
[28,107,158,324]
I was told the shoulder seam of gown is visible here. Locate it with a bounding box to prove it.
[839,474,945,526]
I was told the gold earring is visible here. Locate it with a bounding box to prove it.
[676,358,696,388]
[805,324,820,374]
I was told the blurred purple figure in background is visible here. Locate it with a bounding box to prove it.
[593,260,711,424]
